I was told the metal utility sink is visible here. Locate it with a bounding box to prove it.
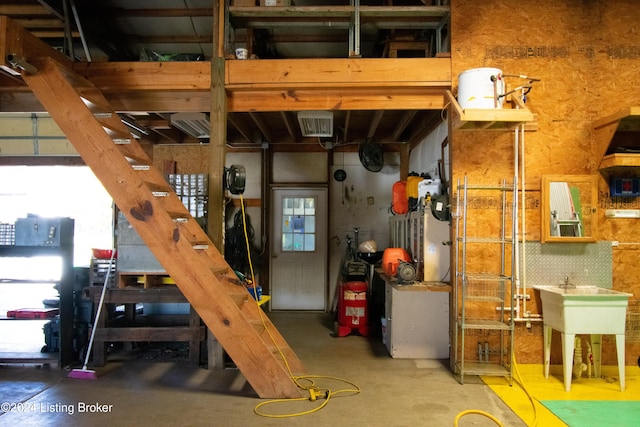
[537,286,630,296]
[534,285,632,392]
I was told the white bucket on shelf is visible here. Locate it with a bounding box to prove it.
[457,67,505,109]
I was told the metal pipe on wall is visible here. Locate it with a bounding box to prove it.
[520,120,529,317]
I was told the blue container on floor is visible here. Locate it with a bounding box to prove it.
[247,285,262,301]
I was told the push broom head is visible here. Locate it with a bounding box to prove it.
[68,368,97,380]
[68,250,114,381]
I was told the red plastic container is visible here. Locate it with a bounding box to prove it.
[391,181,408,215]
[92,248,117,259]
[336,281,369,337]
[382,248,411,277]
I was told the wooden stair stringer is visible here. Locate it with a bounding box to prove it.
[21,57,304,399]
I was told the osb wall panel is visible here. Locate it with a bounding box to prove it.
[153,145,211,173]
[451,0,640,364]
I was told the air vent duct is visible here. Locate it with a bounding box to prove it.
[297,111,333,137]
[170,113,210,139]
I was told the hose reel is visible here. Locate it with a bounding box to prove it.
[224,164,246,195]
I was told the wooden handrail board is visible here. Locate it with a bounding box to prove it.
[22,57,304,399]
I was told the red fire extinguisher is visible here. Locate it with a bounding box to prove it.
[336,281,370,337]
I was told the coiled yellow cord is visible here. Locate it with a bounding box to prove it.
[453,348,540,426]
[238,195,361,418]
[454,409,504,426]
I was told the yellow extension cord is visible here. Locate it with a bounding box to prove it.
[453,352,540,427]
[238,196,539,423]
[237,195,362,418]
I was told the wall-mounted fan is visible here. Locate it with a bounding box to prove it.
[358,140,384,172]
[224,164,246,195]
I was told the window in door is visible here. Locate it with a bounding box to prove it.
[281,197,316,252]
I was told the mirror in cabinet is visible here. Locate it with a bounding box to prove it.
[541,175,598,243]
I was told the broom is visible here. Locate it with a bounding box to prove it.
[68,249,115,380]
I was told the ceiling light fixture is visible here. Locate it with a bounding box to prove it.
[297,111,333,137]
[170,112,210,139]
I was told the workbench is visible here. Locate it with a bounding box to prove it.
[85,285,205,366]
[85,283,271,368]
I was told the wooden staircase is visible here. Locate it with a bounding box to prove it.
[21,57,304,399]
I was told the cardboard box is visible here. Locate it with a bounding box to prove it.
[260,0,291,6]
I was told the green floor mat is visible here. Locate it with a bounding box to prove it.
[541,400,640,427]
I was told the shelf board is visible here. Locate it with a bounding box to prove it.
[464,273,512,282]
[230,5,450,29]
[0,351,58,364]
[464,295,503,302]
[460,184,514,191]
[455,361,511,377]
[461,237,514,244]
[229,6,450,23]
[446,90,534,131]
[459,318,512,330]
[600,153,640,170]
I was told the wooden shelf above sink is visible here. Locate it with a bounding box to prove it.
[593,106,640,173]
[446,90,535,131]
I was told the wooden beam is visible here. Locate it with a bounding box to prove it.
[367,110,384,139]
[391,110,417,141]
[248,111,273,142]
[84,8,214,18]
[228,114,255,143]
[209,67,225,249]
[0,16,71,76]
[3,54,451,114]
[73,61,211,90]
[2,88,441,116]
[280,111,301,142]
[399,143,410,180]
[228,88,448,113]
[0,5,52,15]
[94,327,205,342]
[343,110,352,143]
[226,58,451,87]
[230,197,262,207]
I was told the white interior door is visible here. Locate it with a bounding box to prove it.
[270,188,327,310]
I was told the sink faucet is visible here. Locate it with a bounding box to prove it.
[560,275,575,289]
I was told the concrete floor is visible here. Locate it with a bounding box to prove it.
[0,311,525,426]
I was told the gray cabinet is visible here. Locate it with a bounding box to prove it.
[384,282,449,359]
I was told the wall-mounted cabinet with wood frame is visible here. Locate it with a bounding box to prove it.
[541,175,598,243]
